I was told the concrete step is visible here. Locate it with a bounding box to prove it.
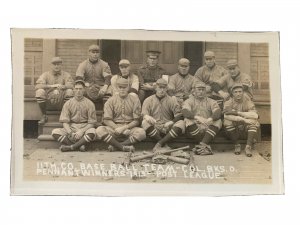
[41,122,103,134]
[37,134,252,152]
[45,111,104,123]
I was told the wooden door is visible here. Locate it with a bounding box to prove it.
[121,40,184,75]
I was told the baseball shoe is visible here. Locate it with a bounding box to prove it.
[123,145,135,152]
[153,143,164,153]
[234,144,241,155]
[108,145,116,152]
[79,145,86,152]
[60,145,74,152]
[245,145,252,157]
[38,115,48,124]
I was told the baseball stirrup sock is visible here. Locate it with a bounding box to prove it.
[202,125,219,144]
[187,124,203,141]
[146,126,161,141]
[225,126,238,144]
[52,134,73,145]
[121,136,139,145]
[247,125,257,146]
[37,101,47,114]
[71,133,95,149]
[158,126,182,146]
[102,133,124,151]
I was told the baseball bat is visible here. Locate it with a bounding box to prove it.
[130,145,190,162]
[166,156,189,164]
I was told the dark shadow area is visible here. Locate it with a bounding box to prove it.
[261,124,271,141]
[23,120,38,138]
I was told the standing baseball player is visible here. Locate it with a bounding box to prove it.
[223,83,259,157]
[110,59,139,96]
[182,81,222,155]
[96,78,146,152]
[141,78,185,152]
[213,59,254,100]
[51,78,97,152]
[168,58,195,101]
[76,44,112,102]
[137,50,167,102]
[194,51,229,108]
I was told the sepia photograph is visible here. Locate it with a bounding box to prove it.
[11,29,283,196]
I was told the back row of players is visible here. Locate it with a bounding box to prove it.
[35,45,259,157]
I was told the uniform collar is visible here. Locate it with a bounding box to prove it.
[178,73,189,78]
[88,58,99,64]
[155,94,167,101]
[52,71,61,76]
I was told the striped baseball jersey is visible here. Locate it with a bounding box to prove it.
[216,72,254,99]
[224,96,257,113]
[59,97,97,124]
[142,95,182,124]
[35,71,74,90]
[168,73,195,99]
[103,93,141,123]
[76,59,112,86]
[182,95,221,119]
[194,64,227,87]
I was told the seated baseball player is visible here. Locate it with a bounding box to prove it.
[223,83,259,157]
[111,59,139,96]
[168,58,195,101]
[51,78,97,152]
[96,78,146,152]
[212,59,254,100]
[75,44,112,102]
[35,57,74,124]
[141,78,185,152]
[182,81,222,155]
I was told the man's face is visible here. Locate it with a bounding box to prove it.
[232,87,244,101]
[175,94,184,106]
[193,86,206,99]
[120,65,130,77]
[155,85,167,98]
[74,83,85,100]
[178,64,190,75]
[147,56,158,67]
[228,65,240,79]
[117,85,129,98]
[89,50,100,62]
[52,62,62,73]
[205,57,215,68]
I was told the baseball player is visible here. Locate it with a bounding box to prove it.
[96,78,146,152]
[182,80,222,155]
[194,51,229,108]
[223,83,259,157]
[168,58,195,101]
[35,57,74,124]
[213,59,254,100]
[51,78,97,152]
[111,59,139,96]
[76,44,112,102]
[141,78,185,152]
[137,50,167,102]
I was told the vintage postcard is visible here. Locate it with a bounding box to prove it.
[11,29,283,196]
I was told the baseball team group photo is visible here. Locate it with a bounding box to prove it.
[20,33,274,186]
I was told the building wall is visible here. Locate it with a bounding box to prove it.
[24,39,271,123]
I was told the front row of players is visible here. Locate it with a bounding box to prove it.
[52,77,259,157]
